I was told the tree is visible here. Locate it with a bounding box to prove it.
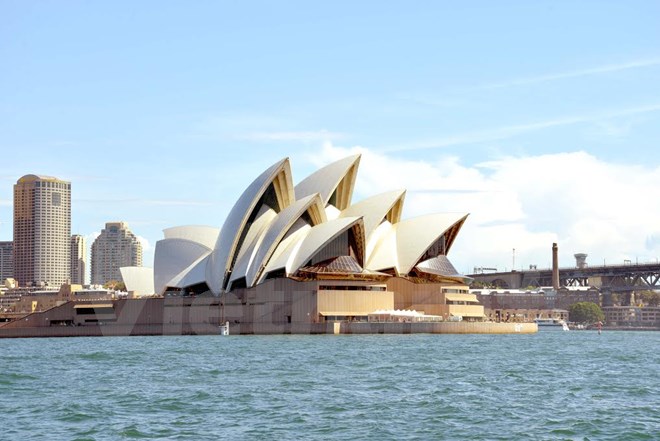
[569,302,605,325]
[103,280,126,291]
[637,291,660,307]
[610,293,621,306]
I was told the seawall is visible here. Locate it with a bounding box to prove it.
[0,320,536,338]
[0,298,537,338]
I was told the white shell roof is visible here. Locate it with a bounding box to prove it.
[166,253,210,289]
[294,154,360,210]
[245,194,326,287]
[365,220,394,264]
[120,266,155,296]
[289,216,364,275]
[206,158,294,294]
[365,221,397,272]
[340,189,405,250]
[366,213,468,275]
[163,225,219,249]
[227,205,278,289]
[260,223,311,280]
[154,238,212,295]
[154,155,471,294]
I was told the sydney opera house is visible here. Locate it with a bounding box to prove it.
[0,155,537,336]
[120,154,497,332]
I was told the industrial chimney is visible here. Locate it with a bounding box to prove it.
[552,243,560,290]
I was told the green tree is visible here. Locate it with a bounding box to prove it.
[569,302,605,325]
[637,291,660,307]
[103,280,126,291]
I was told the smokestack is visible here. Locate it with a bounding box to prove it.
[552,243,560,290]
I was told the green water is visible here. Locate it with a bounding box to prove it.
[1,332,658,440]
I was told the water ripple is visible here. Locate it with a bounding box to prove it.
[0,332,658,439]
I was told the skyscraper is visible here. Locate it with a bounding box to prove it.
[70,235,86,285]
[13,175,71,287]
[91,222,142,286]
[0,241,13,282]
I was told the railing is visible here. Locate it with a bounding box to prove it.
[470,259,660,275]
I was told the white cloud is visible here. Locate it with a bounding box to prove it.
[480,57,660,90]
[238,130,345,143]
[136,235,152,254]
[84,231,101,244]
[381,104,660,152]
[312,143,660,273]
[192,114,285,134]
[190,114,345,144]
[74,199,213,207]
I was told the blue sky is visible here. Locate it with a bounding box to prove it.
[1,1,659,274]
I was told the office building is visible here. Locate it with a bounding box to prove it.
[91,222,142,286]
[0,241,13,281]
[13,175,71,287]
[70,235,86,285]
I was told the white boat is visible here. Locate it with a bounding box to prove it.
[534,318,569,331]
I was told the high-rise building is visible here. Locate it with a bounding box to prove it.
[91,222,142,286]
[13,175,71,287]
[0,241,13,281]
[70,235,86,285]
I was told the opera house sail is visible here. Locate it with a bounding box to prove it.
[119,154,487,331]
[0,155,541,337]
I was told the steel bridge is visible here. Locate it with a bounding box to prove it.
[469,261,660,296]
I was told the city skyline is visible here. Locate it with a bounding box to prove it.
[1,1,660,274]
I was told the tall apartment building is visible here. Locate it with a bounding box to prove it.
[70,234,86,285]
[91,222,142,286]
[13,175,71,287]
[0,241,13,281]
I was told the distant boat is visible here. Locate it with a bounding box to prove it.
[534,318,570,331]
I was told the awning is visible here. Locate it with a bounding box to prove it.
[319,311,368,316]
[370,309,424,317]
[457,312,486,318]
[74,303,114,309]
[445,293,479,303]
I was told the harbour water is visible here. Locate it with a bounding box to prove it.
[1,331,658,440]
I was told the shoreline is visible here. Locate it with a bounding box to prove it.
[0,321,538,338]
[0,297,538,338]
